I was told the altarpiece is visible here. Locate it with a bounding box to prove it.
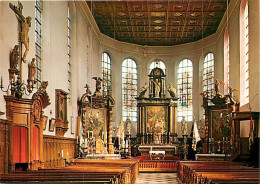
[78,78,115,155]
[136,67,178,156]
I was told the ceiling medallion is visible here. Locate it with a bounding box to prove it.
[154,26,163,31]
[153,4,163,10]
[117,12,126,17]
[173,13,182,17]
[151,12,166,17]
[135,12,145,17]
[209,12,216,17]
[153,20,164,24]
[190,13,200,17]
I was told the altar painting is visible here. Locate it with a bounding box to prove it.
[211,109,231,140]
[85,108,107,139]
[146,106,167,134]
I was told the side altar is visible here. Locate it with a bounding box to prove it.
[136,67,178,156]
[77,77,115,157]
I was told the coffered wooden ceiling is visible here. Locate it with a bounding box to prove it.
[87,0,229,46]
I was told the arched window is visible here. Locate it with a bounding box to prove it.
[203,53,214,98]
[224,28,230,94]
[67,6,71,98]
[35,0,42,88]
[177,59,193,122]
[149,60,166,74]
[122,59,137,122]
[102,52,112,94]
[240,0,249,106]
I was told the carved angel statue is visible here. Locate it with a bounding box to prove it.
[9,2,31,63]
[167,83,176,98]
[139,83,148,98]
[227,86,238,103]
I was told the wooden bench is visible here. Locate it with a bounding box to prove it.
[0,159,139,184]
[177,161,260,184]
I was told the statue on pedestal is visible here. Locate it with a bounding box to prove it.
[167,83,176,98]
[181,116,188,135]
[125,117,131,135]
[139,83,148,98]
[152,79,161,98]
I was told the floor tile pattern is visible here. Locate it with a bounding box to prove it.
[135,173,181,184]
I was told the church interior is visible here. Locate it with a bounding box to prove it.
[0,0,259,183]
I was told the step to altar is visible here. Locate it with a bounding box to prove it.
[82,154,121,159]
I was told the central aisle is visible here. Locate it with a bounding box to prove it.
[135,173,180,184]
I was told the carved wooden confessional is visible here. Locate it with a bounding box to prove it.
[4,82,50,172]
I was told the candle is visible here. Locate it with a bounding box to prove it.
[61,150,64,158]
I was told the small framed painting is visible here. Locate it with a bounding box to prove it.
[49,118,56,132]
[43,116,48,130]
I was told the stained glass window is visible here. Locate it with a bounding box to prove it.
[67,6,71,99]
[177,59,193,122]
[102,52,112,95]
[35,0,42,88]
[203,53,214,99]
[149,60,166,74]
[122,59,137,122]
[240,0,249,106]
[244,1,249,104]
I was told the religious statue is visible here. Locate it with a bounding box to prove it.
[28,58,37,84]
[227,86,238,104]
[139,83,148,98]
[92,77,102,96]
[84,84,92,96]
[181,116,188,135]
[214,79,225,97]
[152,79,161,98]
[125,117,131,135]
[9,2,32,63]
[10,45,19,71]
[201,91,208,107]
[167,83,176,98]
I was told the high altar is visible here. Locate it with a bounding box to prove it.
[136,67,178,156]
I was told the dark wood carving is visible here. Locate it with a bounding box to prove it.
[55,89,69,137]
[78,79,115,154]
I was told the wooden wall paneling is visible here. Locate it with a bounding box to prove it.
[42,136,76,169]
[0,120,8,174]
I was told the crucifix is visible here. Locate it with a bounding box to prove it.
[9,2,31,83]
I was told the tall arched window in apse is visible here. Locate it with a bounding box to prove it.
[102,52,112,95]
[240,0,249,105]
[224,28,230,94]
[203,53,214,99]
[67,5,71,100]
[177,59,193,122]
[149,60,166,74]
[122,59,137,122]
[35,0,42,88]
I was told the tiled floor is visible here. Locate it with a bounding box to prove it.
[135,173,181,184]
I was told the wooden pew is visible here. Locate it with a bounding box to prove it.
[177,161,260,184]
